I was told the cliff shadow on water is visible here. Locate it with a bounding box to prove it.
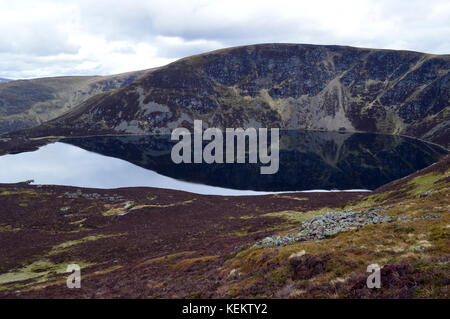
[62,130,447,191]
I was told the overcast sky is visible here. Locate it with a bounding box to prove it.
[1,0,449,79]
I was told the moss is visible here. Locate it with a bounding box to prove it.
[0,259,95,290]
[142,199,195,208]
[171,255,219,271]
[130,204,152,210]
[0,224,21,232]
[273,195,309,201]
[270,268,288,285]
[225,224,291,238]
[102,201,135,216]
[261,207,334,223]
[345,191,395,209]
[406,171,450,196]
[227,230,249,237]
[20,265,123,292]
[48,234,121,255]
[69,218,86,225]
[0,190,38,196]
[102,199,195,216]
[239,215,256,220]
[102,208,125,216]
[138,251,197,266]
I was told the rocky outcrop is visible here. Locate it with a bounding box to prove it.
[11,44,450,148]
[256,208,394,246]
[257,210,442,247]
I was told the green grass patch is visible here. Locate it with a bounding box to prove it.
[0,259,95,290]
[138,251,197,266]
[345,191,395,209]
[261,207,334,223]
[0,190,38,196]
[0,224,21,232]
[406,171,450,196]
[48,234,121,255]
[273,195,309,201]
[171,255,219,270]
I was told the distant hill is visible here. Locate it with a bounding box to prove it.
[0,69,156,134]
[10,44,450,148]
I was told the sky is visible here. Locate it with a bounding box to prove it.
[1,0,449,79]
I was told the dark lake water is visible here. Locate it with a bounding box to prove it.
[0,131,446,194]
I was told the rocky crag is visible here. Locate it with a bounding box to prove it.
[14,43,449,148]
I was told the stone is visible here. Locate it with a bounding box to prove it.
[289,250,306,261]
[256,209,395,247]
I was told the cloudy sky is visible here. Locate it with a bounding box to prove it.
[1,0,449,79]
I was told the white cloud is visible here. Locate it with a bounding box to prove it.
[1,0,449,79]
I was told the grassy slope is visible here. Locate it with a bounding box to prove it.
[0,155,448,298]
[220,155,449,298]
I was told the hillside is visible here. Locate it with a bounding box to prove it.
[16,43,450,148]
[0,153,448,298]
[0,69,155,134]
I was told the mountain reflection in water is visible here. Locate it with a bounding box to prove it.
[62,130,447,191]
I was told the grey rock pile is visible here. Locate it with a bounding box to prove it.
[417,187,448,198]
[256,209,394,247]
[418,190,437,197]
[63,189,124,202]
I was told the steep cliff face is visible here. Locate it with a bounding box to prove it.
[0,69,155,134]
[17,44,450,147]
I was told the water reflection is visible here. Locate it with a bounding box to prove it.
[0,131,445,194]
[60,130,447,191]
[0,143,279,195]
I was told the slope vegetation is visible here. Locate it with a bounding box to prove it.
[0,155,448,298]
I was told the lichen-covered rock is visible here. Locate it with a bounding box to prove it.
[256,208,394,247]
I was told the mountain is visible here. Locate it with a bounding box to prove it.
[11,44,450,148]
[0,69,156,134]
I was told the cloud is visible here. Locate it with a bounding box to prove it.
[0,1,80,56]
[1,0,448,79]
